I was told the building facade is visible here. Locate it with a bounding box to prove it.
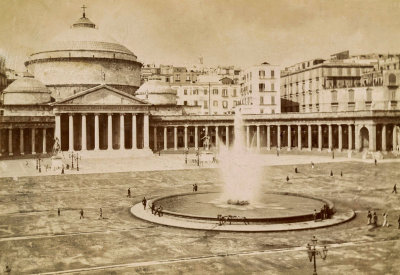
[239,62,281,114]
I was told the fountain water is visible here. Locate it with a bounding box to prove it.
[217,109,264,206]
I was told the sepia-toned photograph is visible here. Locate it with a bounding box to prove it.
[0,0,399,274]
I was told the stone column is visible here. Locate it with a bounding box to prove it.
[20,128,24,155]
[369,124,377,152]
[318,125,322,151]
[8,128,13,156]
[81,114,87,151]
[393,125,397,152]
[120,114,125,150]
[194,126,198,149]
[226,126,230,147]
[132,114,137,149]
[297,125,302,150]
[143,114,150,149]
[55,114,61,143]
[94,114,99,150]
[68,114,74,152]
[308,125,312,151]
[348,124,353,151]
[355,125,360,151]
[184,126,188,149]
[246,126,250,148]
[31,128,36,155]
[42,128,47,154]
[381,124,387,151]
[277,125,281,149]
[287,125,291,151]
[107,114,113,150]
[152,127,157,150]
[215,126,219,148]
[267,125,271,150]
[174,126,178,150]
[328,124,332,152]
[256,125,260,150]
[164,127,168,150]
[338,125,343,152]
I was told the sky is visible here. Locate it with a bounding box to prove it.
[1,0,400,71]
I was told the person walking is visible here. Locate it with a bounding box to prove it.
[286,176,290,182]
[330,170,333,177]
[58,208,61,216]
[142,197,147,210]
[127,188,131,198]
[374,159,377,166]
[99,208,103,219]
[392,184,397,194]
[295,167,298,173]
[80,209,84,219]
[367,210,372,225]
[373,211,378,226]
[382,212,389,227]
[311,161,315,169]
[398,215,400,229]
[340,171,343,177]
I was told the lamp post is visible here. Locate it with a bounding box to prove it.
[37,157,42,173]
[196,148,200,167]
[184,148,188,164]
[306,236,328,275]
[69,151,74,169]
[75,153,81,171]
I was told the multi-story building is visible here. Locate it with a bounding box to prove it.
[239,62,281,114]
[280,52,375,113]
[173,75,240,115]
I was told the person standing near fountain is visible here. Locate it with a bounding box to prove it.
[142,197,147,210]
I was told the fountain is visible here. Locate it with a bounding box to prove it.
[130,109,356,231]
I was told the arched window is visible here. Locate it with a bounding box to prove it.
[331,90,338,103]
[389,73,396,85]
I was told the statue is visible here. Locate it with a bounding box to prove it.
[201,135,210,151]
[52,137,61,155]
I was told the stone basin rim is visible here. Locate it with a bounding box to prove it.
[151,191,335,223]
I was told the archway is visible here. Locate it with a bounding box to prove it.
[360,127,369,150]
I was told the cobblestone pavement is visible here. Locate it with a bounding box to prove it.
[0,156,399,274]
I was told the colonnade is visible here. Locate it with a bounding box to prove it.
[150,123,399,153]
[0,127,52,156]
[55,112,149,152]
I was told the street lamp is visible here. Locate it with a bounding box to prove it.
[36,157,42,173]
[184,148,189,164]
[196,148,200,166]
[69,151,76,169]
[306,236,328,275]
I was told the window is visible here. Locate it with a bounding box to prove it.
[213,100,218,107]
[213,89,218,95]
[166,77,170,82]
[193,89,198,95]
[184,89,187,95]
[260,96,264,104]
[250,72,252,80]
[204,100,208,109]
[232,89,237,97]
[271,70,275,78]
[259,83,265,91]
[259,70,265,77]
[194,100,198,106]
[348,89,354,102]
[331,90,338,103]
[204,89,208,95]
[222,89,228,97]
[186,75,190,82]
[366,88,372,102]
[271,83,275,91]
[389,73,397,85]
[222,101,228,108]
[175,74,180,81]
[271,96,275,105]
[184,101,187,106]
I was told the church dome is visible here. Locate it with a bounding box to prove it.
[3,73,51,104]
[136,80,177,105]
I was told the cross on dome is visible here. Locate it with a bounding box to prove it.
[81,5,87,18]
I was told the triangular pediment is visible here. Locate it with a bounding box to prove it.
[54,85,149,105]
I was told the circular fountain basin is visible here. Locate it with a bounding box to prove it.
[152,192,333,223]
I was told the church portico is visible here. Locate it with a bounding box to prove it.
[52,84,152,158]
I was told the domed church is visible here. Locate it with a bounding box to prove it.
[0,8,199,158]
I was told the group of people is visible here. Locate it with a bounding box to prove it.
[367,210,400,228]
[217,214,249,225]
[151,203,163,217]
[313,204,332,222]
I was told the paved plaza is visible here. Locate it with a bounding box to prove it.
[0,154,400,274]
